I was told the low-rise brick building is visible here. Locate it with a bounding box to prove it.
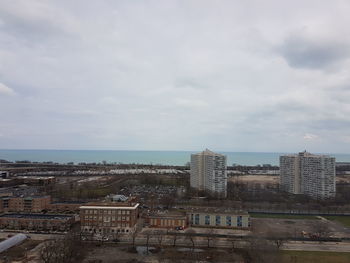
[80,201,139,235]
[0,213,75,232]
[0,196,51,213]
[147,211,188,229]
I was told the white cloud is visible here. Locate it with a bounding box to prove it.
[0,1,350,152]
[0,82,15,95]
[303,133,319,141]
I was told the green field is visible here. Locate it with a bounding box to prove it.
[282,251,350,263]
[250,213,318,220]
[324,216,350,227]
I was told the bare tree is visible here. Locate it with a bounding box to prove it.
[185,229,196,250]
[169,230,179,247]
[154,230,166,248]
[143,230,154,254]
[40,240,57,263]
[131,230,138,248]
[205,228,215,248]
[228,236,237,251]
[267,231,288,250]
[39,231,85,263]
[312,221,332,240]
[242,236,280,263]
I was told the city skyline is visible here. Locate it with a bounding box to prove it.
[1,1,350,153]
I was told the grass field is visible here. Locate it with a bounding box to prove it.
[324,216,350,227]
[250,213,318,220]
[282,251,350,263]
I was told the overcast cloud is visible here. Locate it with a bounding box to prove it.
[1,0,350,153]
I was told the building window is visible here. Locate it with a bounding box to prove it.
[215,215,221,226]
[237,216,242,227]
[205,215,210,225]
[194,214,199,225]
[226,216,231,226]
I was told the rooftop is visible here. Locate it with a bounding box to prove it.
[80,202,139,210]
[52,201,86,204]
[281,151,334,158]
[187,206,248,215]
[0,213,73,220]
[193,149,225,157]
[148,210,186,218]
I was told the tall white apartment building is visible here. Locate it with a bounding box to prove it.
[190,149,227,197]
[280,151,336,199]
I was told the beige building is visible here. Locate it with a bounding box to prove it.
[280,151,336,199]
[190,149,227,197]
[188,208,250,229]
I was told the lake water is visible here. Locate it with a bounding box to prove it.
[1,149,350,166]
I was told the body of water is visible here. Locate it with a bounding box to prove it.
[0,149,350,166]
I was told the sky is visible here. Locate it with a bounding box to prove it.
[1,0,350,153]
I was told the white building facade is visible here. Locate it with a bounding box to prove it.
[280,151,336,199]
[190,149,227,197]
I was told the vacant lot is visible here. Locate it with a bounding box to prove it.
[324,216,350,228]
[228,175,279,184]
[252,218,350,238]
[251,213,318,220]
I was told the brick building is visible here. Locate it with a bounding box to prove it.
[0,213,75,232]
[0,196,51,213]
[147,211,188,229]
[80,201,139,235]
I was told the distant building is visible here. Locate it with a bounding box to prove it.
[0,196,51,213]
[0,171,9,178]
[190,149,227,197]
[0,213,74,232]
[80,199,139,235]
[280,151,336,199]
[188,207,250,229]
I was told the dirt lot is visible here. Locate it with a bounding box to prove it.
[252,218,350,238]
[228,175,279,184]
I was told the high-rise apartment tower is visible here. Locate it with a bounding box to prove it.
[190,149,227,197]
[280,151,336,199]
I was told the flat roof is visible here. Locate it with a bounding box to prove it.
[52,201,86,204]
[0,213,73,220]
[187,207,248,215]
[148,212,186,219]
[80,203,139,210]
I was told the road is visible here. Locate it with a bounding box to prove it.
[3,230,350,253]
[117,235,350,252]
[283,241,350,252]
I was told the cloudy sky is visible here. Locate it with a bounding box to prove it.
[1,0,350,153]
